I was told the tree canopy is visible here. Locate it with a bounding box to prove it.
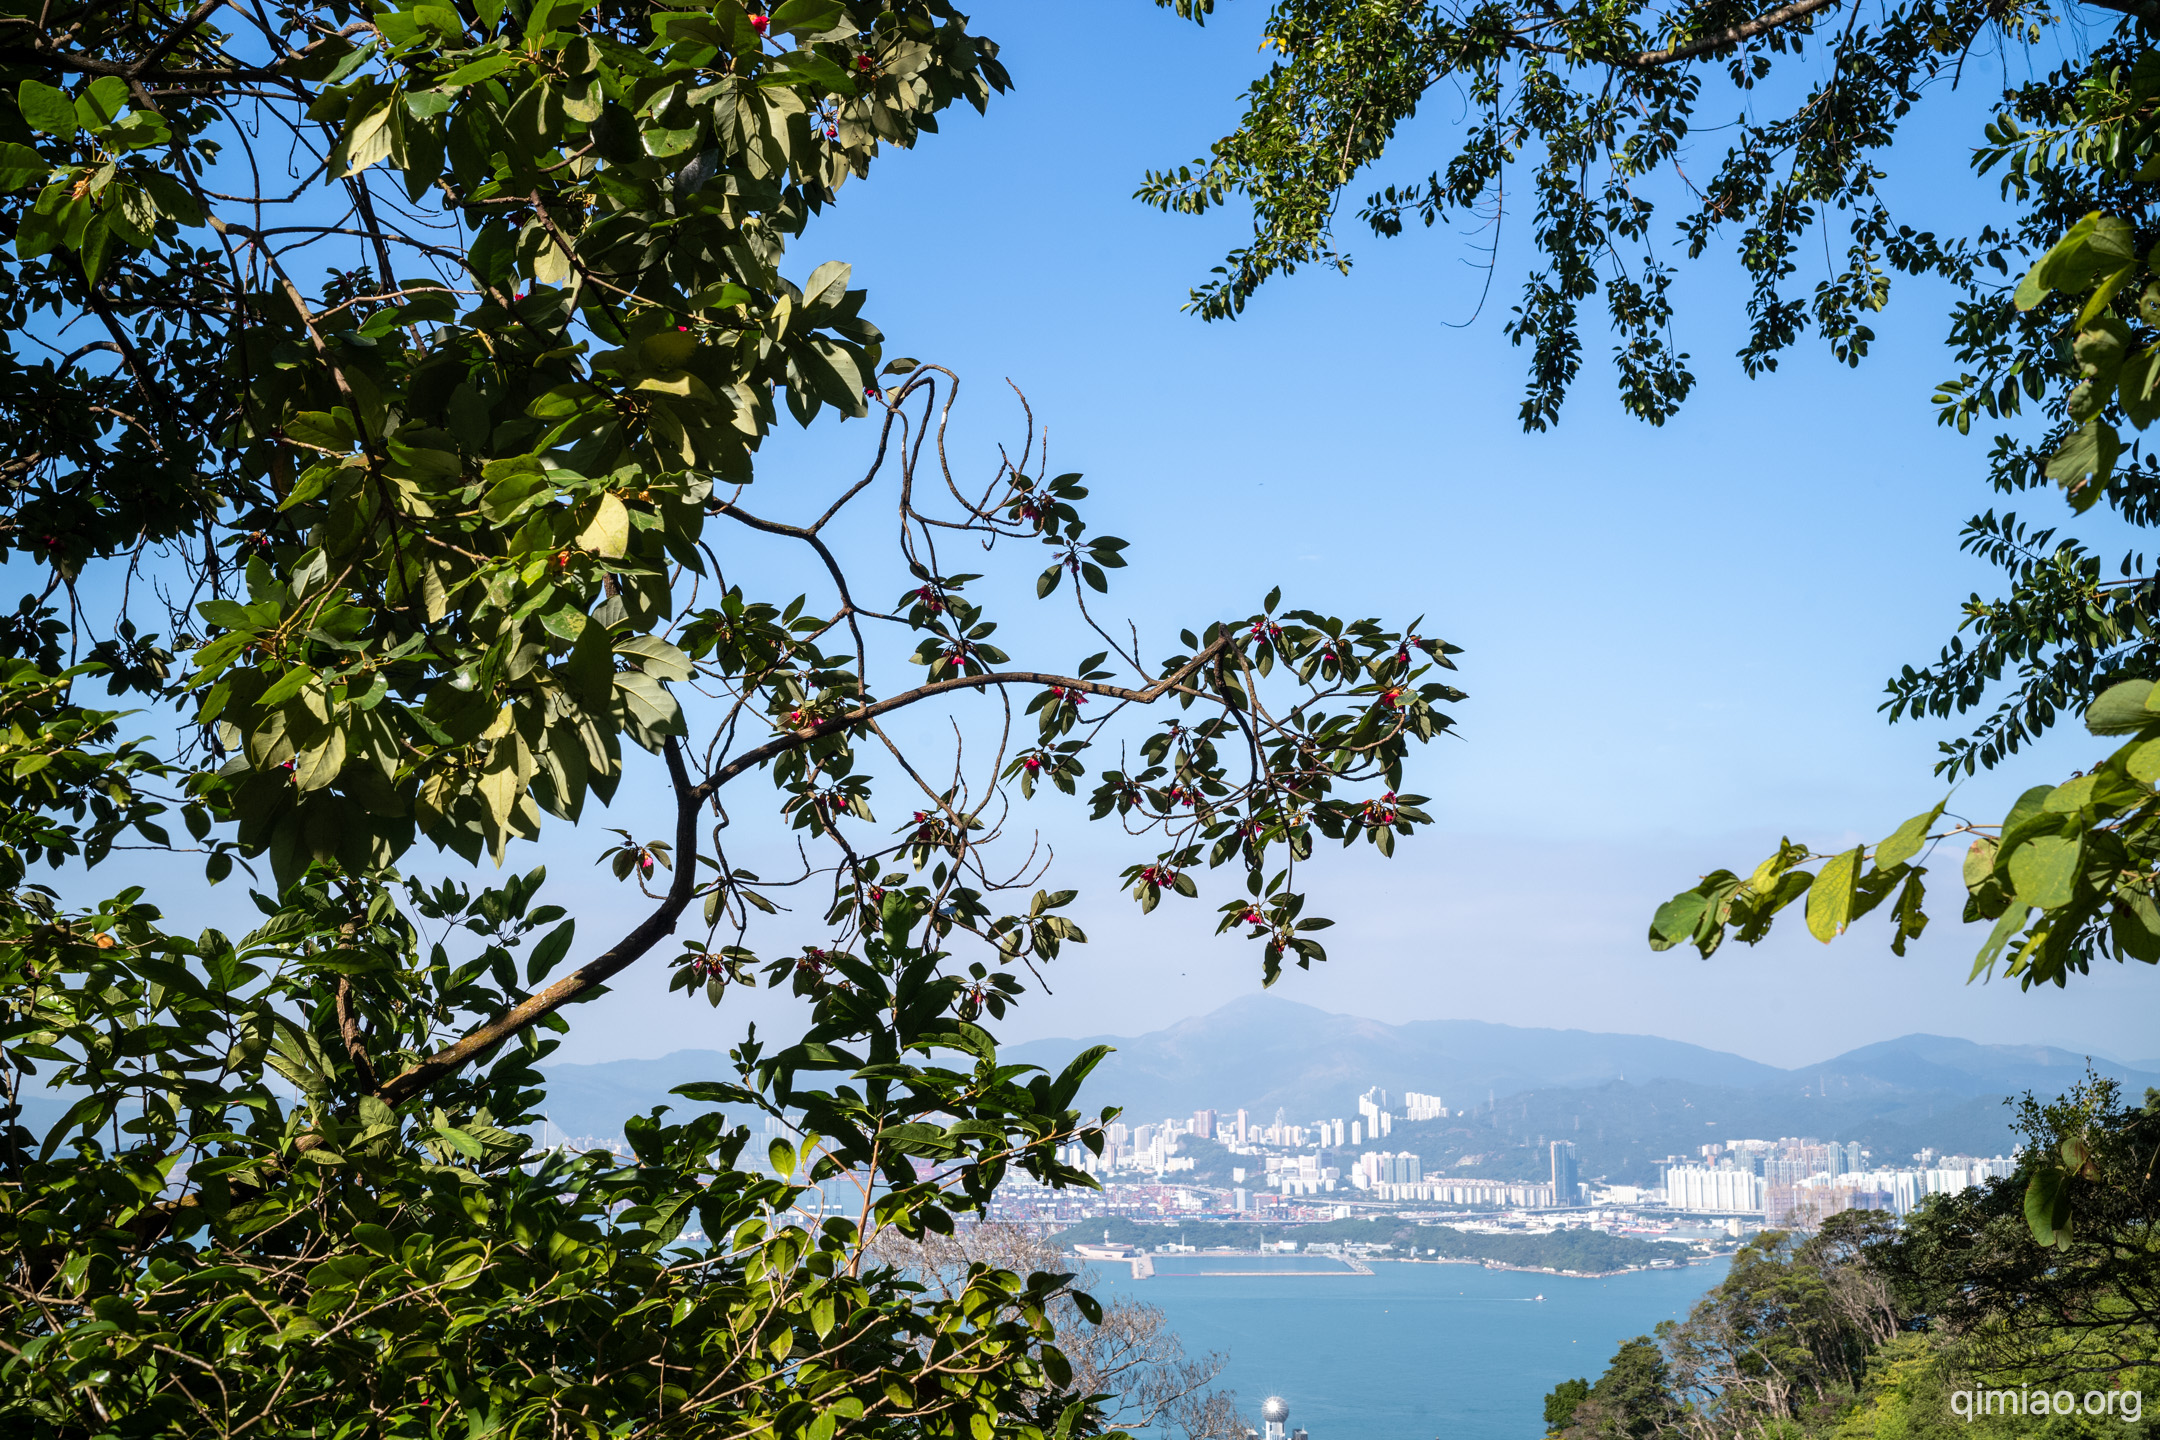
[0,0,1465,1433]
[1143,0,2160,1268]
[1542,1088,2160,1440]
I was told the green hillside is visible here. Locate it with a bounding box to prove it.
[1045,1216,1694,1274]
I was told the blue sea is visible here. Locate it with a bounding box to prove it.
[1092,1255,1728,1440]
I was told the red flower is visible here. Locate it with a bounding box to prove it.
[748,12,770,32]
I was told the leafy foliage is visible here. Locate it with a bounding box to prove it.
[1644,205,2160,992]
[0,0,1463,1434]
[1139,0,2096,428]
[1547,1188,2160,1440]
[1886,1075,2160,1379]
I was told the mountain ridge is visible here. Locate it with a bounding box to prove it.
[519,997,2157,1141]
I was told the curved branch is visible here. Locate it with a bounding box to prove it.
[372,635,1240,1097]
[1625,0,1843,67]
[2078,0,2160,21]
[374,736,702,1104]
[693,633,1238,801]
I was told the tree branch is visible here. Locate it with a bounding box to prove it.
[1625,0,1842,67]
[373,737,702,1104]
[372,634,1240,1099]
[692,632,1239,801]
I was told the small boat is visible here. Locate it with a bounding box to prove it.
[1534,1294,1546,1301]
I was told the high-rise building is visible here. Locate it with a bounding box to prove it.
[1663,1163,1767,1213]
[1356,1087,1390,1134]
[1235,1108,1250,1144]
[1193,1109,1217,1140]
[1550,1140,1580,1204]
[1405,1091,1446,1121]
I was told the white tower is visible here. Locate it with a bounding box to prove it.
[1262,1396,1290,1440]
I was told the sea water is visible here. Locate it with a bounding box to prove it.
[1092,1256,1728,1440]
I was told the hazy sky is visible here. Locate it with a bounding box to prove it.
[95,2,2160,1070]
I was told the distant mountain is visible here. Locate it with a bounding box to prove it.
[999,994,1785,1123]
[1401,1079,2025,1188]
[21,1002,2139,1161]
[1781,1033,2157,1101]
[996,997,2160,1126]
[529,1050,741,1141]
[499,997,2160,1150]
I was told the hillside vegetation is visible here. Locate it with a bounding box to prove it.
[1543,1082,2160,1440]
[1049,1216,1692,1274]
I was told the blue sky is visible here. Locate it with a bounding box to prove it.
[88,1,2160,1069]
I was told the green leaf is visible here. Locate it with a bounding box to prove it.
[338,102,398,177]
[2046,418,2120,509]
[2086,678,2159,736]
[616,634,694,681]
[17,81,79,139]
[526,918,576,983]
[77,76,128,131]
[1647,890,1706,950]
[441,52,519,89]
[136,169,202,227]
[2008,833,2081,909]
[2024,1167,2071,1248]
[770,0,846,34]
[480,462,554,522]
[562,612,615,706]
[762,49,856,93]
[2017,213,2138,310]
[576,493,629,558]
[292,727,346,792]
[1804,847,1861,942]
[802,259,851,312]
[640,330,697,369]
[1874,802,1945,871]
[286,410,357,451]
[1971,904,2032,980]
[0,142,48,191]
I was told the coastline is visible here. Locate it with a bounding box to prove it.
[1368,1255,1699,1280]
[1095,1249,1704,1282]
